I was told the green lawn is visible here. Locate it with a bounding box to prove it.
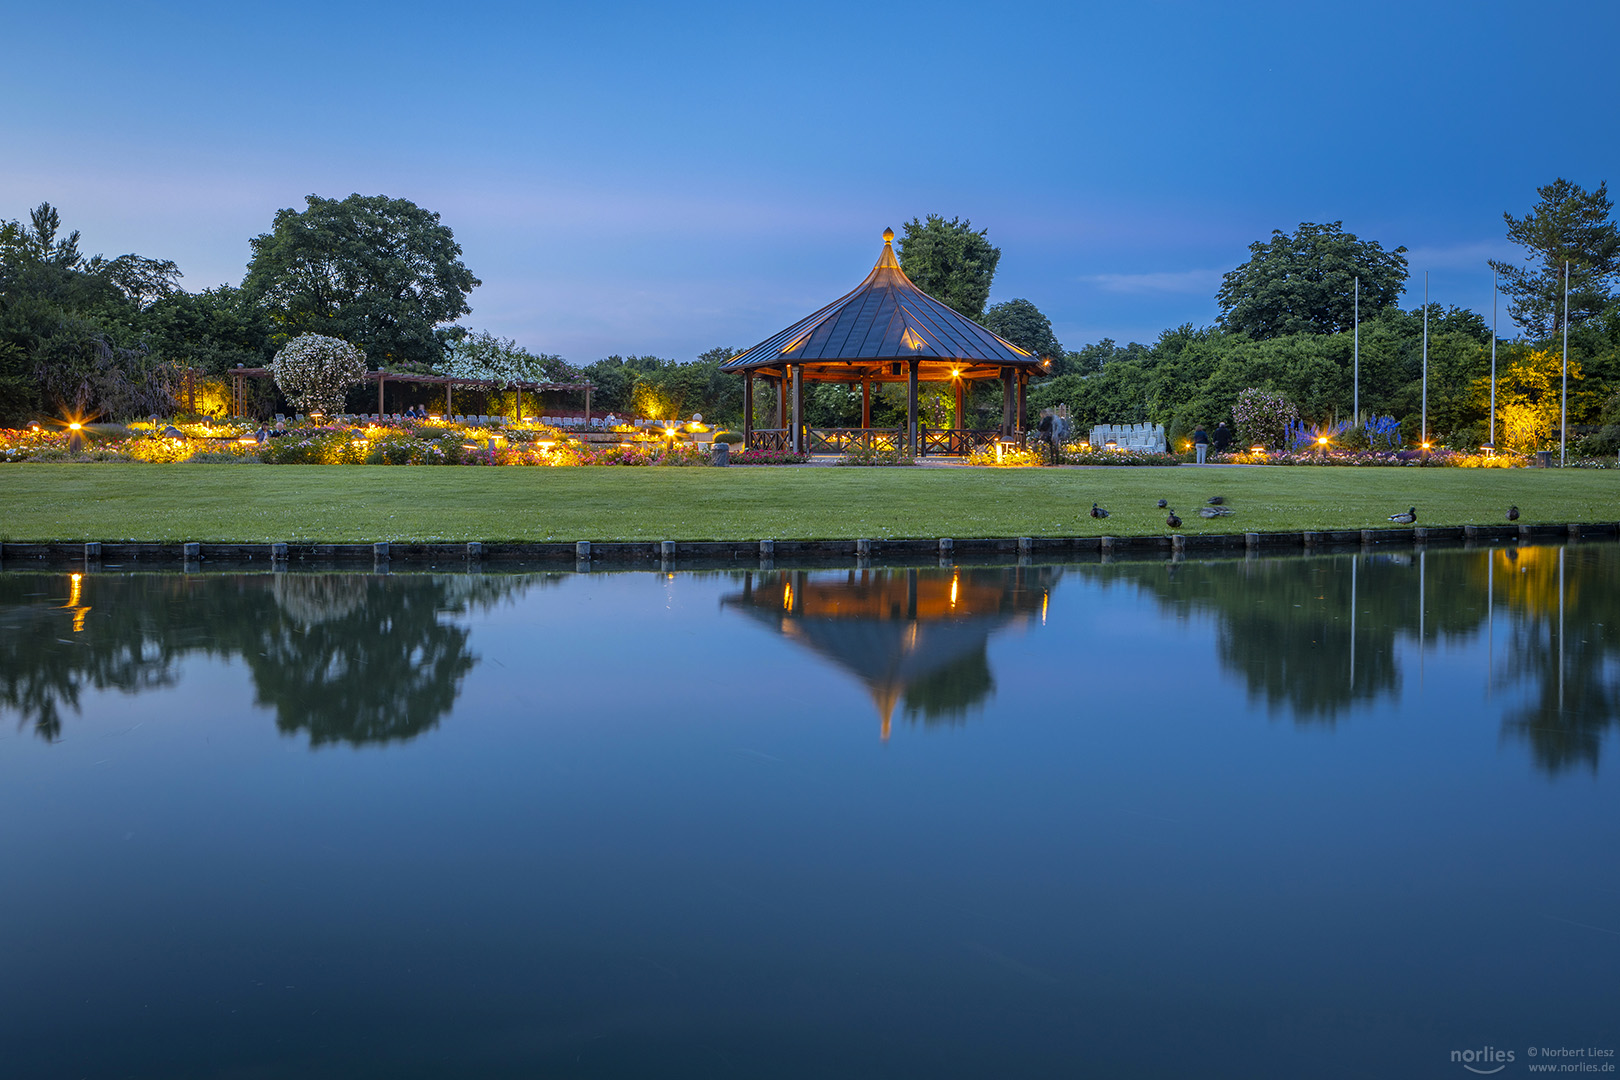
[0,463,1614,542]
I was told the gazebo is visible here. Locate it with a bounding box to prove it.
[721,567,1056,740]
[723,228,1050,454]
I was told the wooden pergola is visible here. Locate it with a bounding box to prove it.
[225,367,595,423]
[722,229,1050,454]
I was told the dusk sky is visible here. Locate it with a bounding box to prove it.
[5,0,1617,362]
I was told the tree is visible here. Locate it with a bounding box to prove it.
[270,333,366,415]
[243,194,480,369]
[982,298,1063,361]
[1231,387,1298,448]
[1489,178,1620,340]
[1217,221,1408,338]
[896,215,1000,319]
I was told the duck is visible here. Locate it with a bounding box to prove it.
[1507,505,1520,521]
[1388,507,1417,525]
[1090,503,1109,519]
[1198,506,1233,518]
[1166,509,1182,529]
[1157,498,1168,508]
[1207,495,1226,505]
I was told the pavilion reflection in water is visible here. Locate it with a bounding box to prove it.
[722,567,1056,738]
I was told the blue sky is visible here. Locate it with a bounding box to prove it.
[4,0,1616,361]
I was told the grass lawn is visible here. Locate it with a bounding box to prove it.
[0,463,1614,543]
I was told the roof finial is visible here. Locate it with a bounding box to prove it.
[882,226,894,244]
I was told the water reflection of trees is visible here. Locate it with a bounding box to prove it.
[0,573,535,746]
[1079,546,1619,775]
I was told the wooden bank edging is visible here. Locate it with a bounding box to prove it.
[0,522,1615,570]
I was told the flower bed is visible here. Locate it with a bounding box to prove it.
[1217,448,1527,467]
[732,449,810,465]
[837,446,916,466]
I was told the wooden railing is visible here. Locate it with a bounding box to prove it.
[747,428,793,452]
[806,428,904,453]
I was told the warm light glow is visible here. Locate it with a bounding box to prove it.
[995,442,1004,463]
[1040,591,1048,626]
[238,436,257,445]
[62,573,89,632]
[949,573,959,607]
[1422,442,1431,450]
[782,581,793,611]
[1250,445,1265,453]
[950,368,961,378]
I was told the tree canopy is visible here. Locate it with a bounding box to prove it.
[1217,221,1408,339]
[243,193,480,369]
[896,215,1001,319]
[1489,178,1620,339]
[982,298,1063,361]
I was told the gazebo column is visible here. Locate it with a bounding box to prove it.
[1000,367,1013,435]
[1016,372,1027,434]
[954,377,965,431]
[791,364,804,453]
[743,372,754,446]
[906,359,919,454]
[583,385,592,427]
[446,382,453,417]
[776,369,787,429]
[515,385,522,424]
[377,375,386,416]
[861,378,871,429]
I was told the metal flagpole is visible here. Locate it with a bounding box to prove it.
[1422,272,1429,448]
[1490,272,1497,448]
[1561,261,1569,467]
[1353,276,1360,425]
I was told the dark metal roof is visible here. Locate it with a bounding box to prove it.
[722,229,1042,372]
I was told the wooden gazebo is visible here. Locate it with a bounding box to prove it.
[723,228,1049,454]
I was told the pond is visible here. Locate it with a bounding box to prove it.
[1,547,1616,1078]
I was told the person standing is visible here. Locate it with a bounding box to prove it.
[1036,409,1056,465]
[1193,425,1210,464]
[1212,421,1232,455]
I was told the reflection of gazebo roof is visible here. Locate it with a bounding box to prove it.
[721,570,1052,738]
[721,231,1044,382]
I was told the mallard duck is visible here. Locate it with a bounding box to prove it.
[1198,506,1233,518]
[1166,509,1182,528]
[1207,495,1225,505]
[1507,505,1520,521]
[1388,507,1417,525]
[1157,498,1168,508]
[1090,503,1109,519]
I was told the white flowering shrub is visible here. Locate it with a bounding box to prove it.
[443,331,555,387]
[271,334,367,415]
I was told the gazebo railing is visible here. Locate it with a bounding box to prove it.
[919,428,1006,455]
[748,428,793,452]
[807,428,904,453]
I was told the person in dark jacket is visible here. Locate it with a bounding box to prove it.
[1212,421,1232,454]
[1193,425,1210,464]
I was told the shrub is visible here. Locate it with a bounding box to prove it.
[837,445,916,466]
[714,431,744,444]
[733,449,809,465]
[270,334,367,416]
[1232,388,1298,449]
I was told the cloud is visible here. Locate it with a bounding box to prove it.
[1079,268,1225,295]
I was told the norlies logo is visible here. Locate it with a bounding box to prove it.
[1453,1046,1516,1074]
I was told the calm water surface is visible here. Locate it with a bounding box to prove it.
[2,547,1617,1079]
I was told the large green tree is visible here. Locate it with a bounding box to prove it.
[1217,221,1408,339]
[243,194,481,369]
[1489,178,1620,340]
[896,215,1000,319]
[982,298,1063,361]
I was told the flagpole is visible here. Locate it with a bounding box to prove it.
[1421,271,1429,448]
[1561,261,1569,467]
[1490,272,1497,448]
[1353,276,1360,425]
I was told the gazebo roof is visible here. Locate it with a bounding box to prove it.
[722,229,1044,375]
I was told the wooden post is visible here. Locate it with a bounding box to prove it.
[776,369,787,429]
[743,372,754,445]
[583,384,592,427]
[862,377,871,429]
[515,385,522,424]
[791,364,804,453]
[954,377,965,430]
[907,359,919,454]
[446,382,453,416]
[1016,372,1027,433]
[377,374,385,417]
[1001,368,1013,435]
